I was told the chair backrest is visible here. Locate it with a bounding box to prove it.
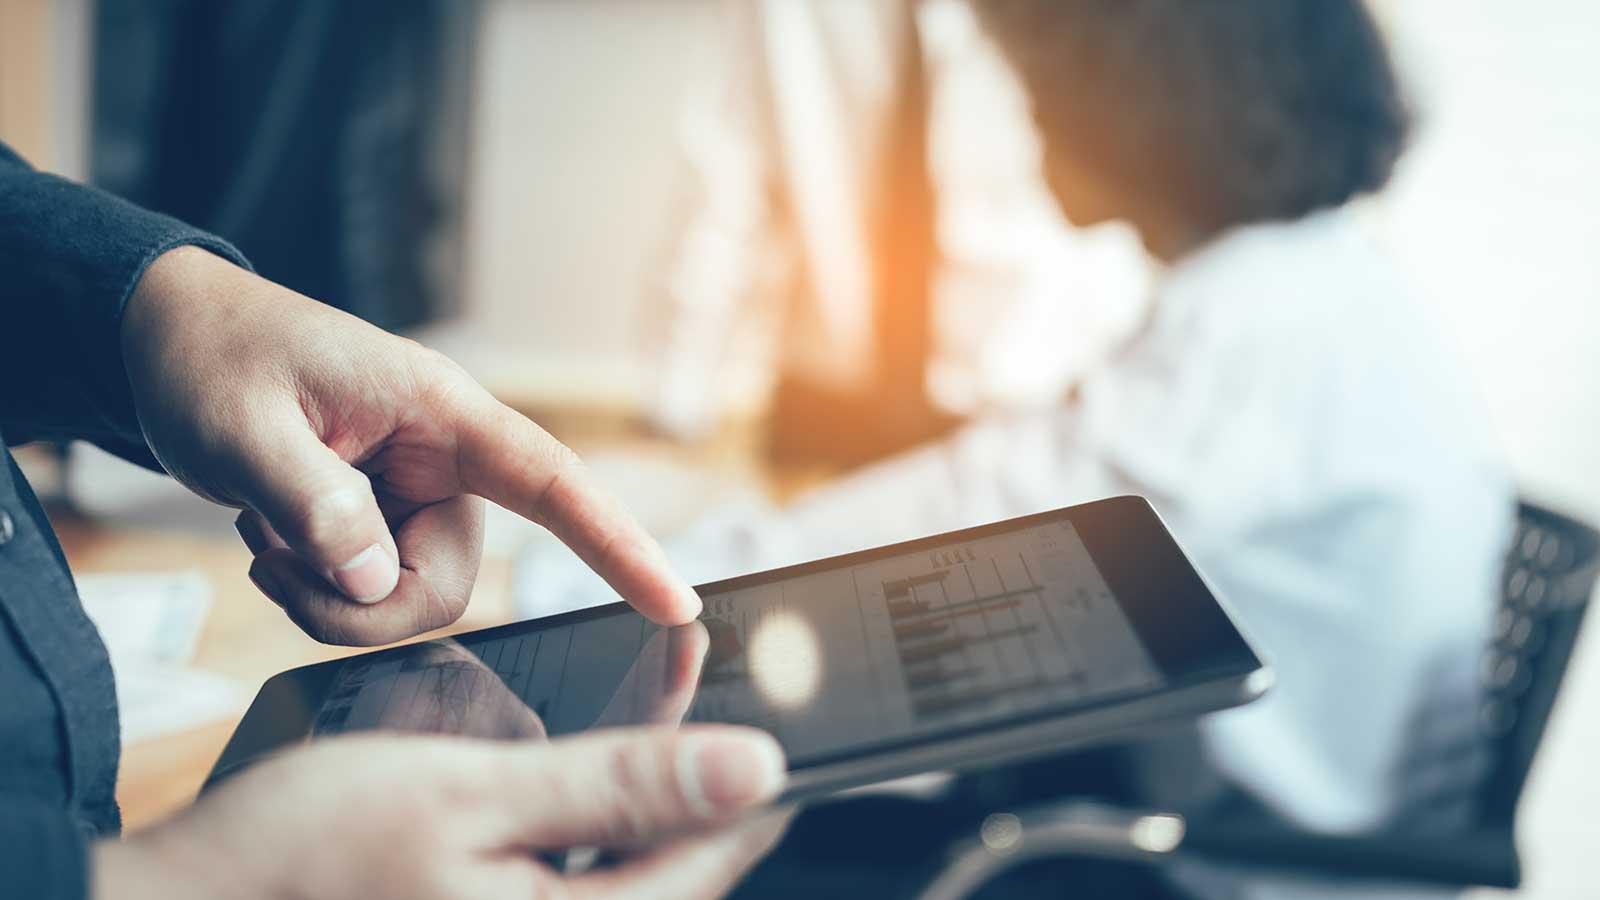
[916,501,1600,897]
[1476,501,1599,824]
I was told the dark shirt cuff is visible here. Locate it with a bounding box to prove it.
[0,142,251,449]
[0,799,90,900]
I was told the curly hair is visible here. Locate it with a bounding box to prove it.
[974,0,1411,228]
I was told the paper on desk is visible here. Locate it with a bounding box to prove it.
[110,662,247,745]
[76,571,246,745]
[77,571,212,664]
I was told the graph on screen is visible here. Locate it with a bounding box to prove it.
[686,519,1162,758]
[312,518,1163,766]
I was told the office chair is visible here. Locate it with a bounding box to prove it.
[919,501,1600,899]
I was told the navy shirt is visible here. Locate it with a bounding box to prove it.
[0,140,247,900]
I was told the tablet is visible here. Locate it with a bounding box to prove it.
[207,496,1269,802]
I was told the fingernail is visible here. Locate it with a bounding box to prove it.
[681,585,704,619]
[680,732,786,817]
[334,544,398,604]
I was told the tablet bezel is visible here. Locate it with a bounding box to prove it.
[207,495,1268,796]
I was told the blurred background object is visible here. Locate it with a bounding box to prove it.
[0,0,91,176]
[92,0,478,331]
[638,0,1149,466]
[2,1,1597,897]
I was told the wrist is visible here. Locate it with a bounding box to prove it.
[91,837,191,900]
[93,827,254,900]
[121,245,220,359]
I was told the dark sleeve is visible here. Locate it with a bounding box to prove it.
[0,798,89,900]
[0,141,251,457]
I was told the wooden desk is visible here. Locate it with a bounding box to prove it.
[54,516,519,831]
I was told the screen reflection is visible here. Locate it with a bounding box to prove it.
[312,622,710,741]
[308,518,1165,767]
[745,612,822,710]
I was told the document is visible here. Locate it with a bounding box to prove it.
[78,572,246,744]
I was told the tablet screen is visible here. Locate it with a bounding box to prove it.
[308,516,1169,768]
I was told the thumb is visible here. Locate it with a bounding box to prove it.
[498,726,786,848]
[233,417,399,604]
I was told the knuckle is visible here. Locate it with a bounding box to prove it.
[298,482,371,545]
[602,737,670,841]
[590,530,631,581]
[548,440,583,471]
[530,449,586,521]
[412,347,478,411]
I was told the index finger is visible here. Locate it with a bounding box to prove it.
[595,622,710,729]
[456,399,701,625]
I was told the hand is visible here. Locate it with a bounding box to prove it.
[94,727,790,900]
[359,640,550,740]
[121,246,700,644]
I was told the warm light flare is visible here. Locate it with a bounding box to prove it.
[746,611,822,709]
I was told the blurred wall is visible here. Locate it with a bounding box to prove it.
[455,0,722,408]
[0,0,52,164]
[1378,0,1600,523]
[460,0,1600,525]
[1373,7,1600,899]
[0,0,90,177]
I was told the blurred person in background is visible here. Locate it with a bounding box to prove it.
[644,0,1149,467]
[654,1,1510,896]
[0,135,787,898]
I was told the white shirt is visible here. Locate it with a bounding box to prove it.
[519,206,1513,898]
[669,208,1514,837]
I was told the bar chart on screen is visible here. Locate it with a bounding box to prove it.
[687,519,1163,757]
[859,520,1158,727]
